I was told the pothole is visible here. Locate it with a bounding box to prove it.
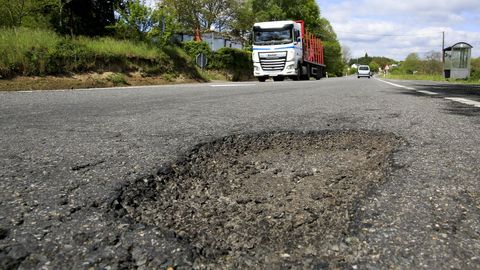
[115,130,404,268]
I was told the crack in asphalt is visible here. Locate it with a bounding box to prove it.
[71,160,106,171]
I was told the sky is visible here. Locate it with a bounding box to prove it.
[316,0,480,60]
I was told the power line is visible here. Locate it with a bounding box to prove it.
[335,31,443,37]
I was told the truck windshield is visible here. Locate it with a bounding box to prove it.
[254,28,293,45]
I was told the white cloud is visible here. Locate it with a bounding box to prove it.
[317,0,480,59]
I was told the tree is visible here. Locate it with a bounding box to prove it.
[323,41,343,76]
[148,3,179,45]
[251,0,285,21]
[160,0,236,36]
[402,53,421,74]
[202,0,236,31]
[371,56,395,69]
[110,0,153,40]
[0,0,120,36]
[341,45,352,65]
[228,0,255,42]
[358,54,372,65]
[0,0,56,28]
[55,0,119,36]
[250,0,335,40]
[369,61,380,73]
[0,0,31,27]
[422,51,442,75]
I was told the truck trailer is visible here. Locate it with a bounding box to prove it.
[252,20,326,82]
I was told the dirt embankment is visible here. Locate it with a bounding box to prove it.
[0,72,208,91]
[116,130,404,268]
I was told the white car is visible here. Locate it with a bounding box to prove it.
[357,65,371,78]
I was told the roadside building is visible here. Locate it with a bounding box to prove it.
[443,42,473,79]
[174,31,243,51]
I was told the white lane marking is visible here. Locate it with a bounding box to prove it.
[445,97,480,108]
[376,78,480,109]
[210,84,256,87]
[416,90,438,95]
[377,79,435,95]
[375,78,416,90]
[377,78,436,95]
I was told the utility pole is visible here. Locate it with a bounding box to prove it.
[442,31,445,63]
[442,31,445,78]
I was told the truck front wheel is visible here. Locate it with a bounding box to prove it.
[294,64,308,81]
[315,67,323,80]
[257,77,267,82]
[300,65,310,80]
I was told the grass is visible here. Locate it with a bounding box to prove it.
[384,74,446,81]
[75,36,164,60]
[0,27,202,81]
[0,27,60,60]
[0,27,60,77]
[199,70,230,81]
[385,73,480,85]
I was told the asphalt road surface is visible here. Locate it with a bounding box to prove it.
[1,76,480,269]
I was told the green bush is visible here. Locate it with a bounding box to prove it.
[107,73,128,85]
[210,48,253,81]
[469,69,480,81]
[470,58,480,81]
[182,41,213,62]
[163,45,206,81]
[47,39,96,74]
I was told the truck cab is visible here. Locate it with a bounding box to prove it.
[252,20,325,82]
[252,21,303,82]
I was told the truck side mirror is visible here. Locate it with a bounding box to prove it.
[294,30,301,43]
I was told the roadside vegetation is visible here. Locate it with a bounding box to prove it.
[0,27,188,78]
[344,49,480,84]
[0,0,344,90]
[345,53,397,76]
[385,53,480,84]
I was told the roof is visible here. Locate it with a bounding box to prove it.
[253,21,296,29]
[444,42,473,51]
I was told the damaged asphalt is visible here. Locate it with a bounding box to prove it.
[1,77,480,269]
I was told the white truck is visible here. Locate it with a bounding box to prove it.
[252,20,326,82]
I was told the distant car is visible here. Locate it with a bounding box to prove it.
[357,65,371,78]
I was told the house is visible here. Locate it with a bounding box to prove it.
[173,31,243,51]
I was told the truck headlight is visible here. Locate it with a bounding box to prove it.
[286,64,295,70]
[287,50,296,61]
[252,52,259,62]
[254,66,260,71]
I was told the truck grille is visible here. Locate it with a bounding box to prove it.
[259,51,287,71]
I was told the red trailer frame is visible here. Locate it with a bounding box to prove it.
[296,20,325,66]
